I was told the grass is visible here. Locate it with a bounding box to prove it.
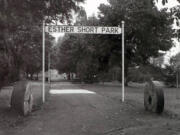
[79,82,180,116]
[0,82,50,111]
[0,81,180,116]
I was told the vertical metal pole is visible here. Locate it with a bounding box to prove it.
[42,20,45,103]
[122,21,125,102]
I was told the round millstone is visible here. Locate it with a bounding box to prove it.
[11,81,34,116]
[144,80,164,114]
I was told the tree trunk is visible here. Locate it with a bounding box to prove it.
[67,73,71,80]
[26,73,29,79]
[30,74,33,80]
[36,73,39,80]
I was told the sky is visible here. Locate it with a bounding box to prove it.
[156,0,180,9]
[82,0,108,17]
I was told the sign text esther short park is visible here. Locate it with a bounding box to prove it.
[45,25,122,34]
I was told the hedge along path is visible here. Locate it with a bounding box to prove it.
[144,80,164,114]
[11,81,34,116]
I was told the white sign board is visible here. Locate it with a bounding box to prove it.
[45,25,122,35]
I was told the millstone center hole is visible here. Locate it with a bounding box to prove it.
[28,95,31,104]
[148,96,152,105]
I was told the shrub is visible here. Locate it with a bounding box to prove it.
[128,65,165,83]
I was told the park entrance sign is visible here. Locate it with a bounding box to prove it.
[45,25,122,34]
[42,22,125,102]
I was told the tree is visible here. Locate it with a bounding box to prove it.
[98,0,174,85]
[0,0,85,87]
[158,0,180,39]
[56,14,102,82]
[22,29,55,80]
[163,57,178,87]
[171,52,180,69]
[56,0,174,84]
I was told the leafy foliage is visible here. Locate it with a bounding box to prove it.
[128,65,165,82]
[98,0,174,85]
[162,53,180,87]
[56,0,174,84]
[56,15,102,82]
[0,0,85,87]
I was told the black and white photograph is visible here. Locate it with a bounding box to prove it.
[0,0,180,134]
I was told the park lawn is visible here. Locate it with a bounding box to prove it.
[78,82,180,116]
[0,81,50,112]
[0,81,179,116]
[0,81,179,134]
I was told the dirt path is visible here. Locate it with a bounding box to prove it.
[0,82,180,135]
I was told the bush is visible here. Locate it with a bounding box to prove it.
[163,65,177,87]
[128,65,165,83]
[76,60,99,84]
[97,72,112,82]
